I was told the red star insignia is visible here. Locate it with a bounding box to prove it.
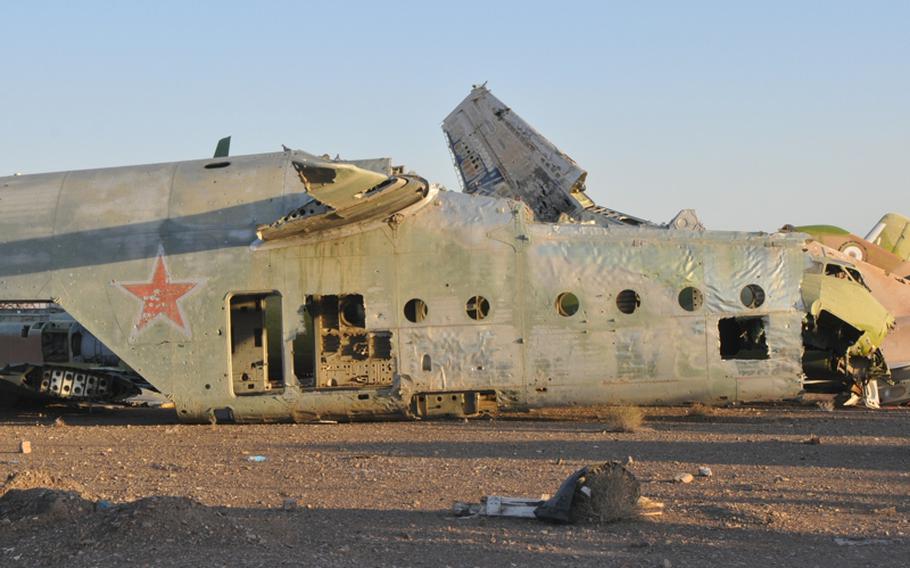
[119,251,199,336]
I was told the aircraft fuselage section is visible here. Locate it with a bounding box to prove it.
[1,153,808,421]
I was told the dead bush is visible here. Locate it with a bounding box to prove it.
[686,402,717,418]
[571,461,641,523]
[601,405,644,432]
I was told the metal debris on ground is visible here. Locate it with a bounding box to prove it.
[452,462,662,524]
[673,473,694,484]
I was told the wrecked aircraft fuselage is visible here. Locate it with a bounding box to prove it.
[0,305,143,404]
[0,148,895,421]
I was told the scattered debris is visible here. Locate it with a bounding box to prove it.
[453,462,661,524]
[673,473,694,484]
[601,405,644,432]
[636,496,664,517]
[803,435,821,445]
[53,416,66,427]
[18,440,31,454]
[697,467,713,477]
[247,455,267,463]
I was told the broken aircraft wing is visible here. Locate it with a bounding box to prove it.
[443,84,592,222]
[442,85,700,230]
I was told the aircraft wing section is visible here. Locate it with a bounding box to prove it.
[443,85,590,222]
[257,154,428,241]
[443,85,679,229]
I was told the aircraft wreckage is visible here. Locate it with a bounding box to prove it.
[0,85,907,421]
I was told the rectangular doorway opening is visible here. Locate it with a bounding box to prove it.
[294,294,395,389]
[229,292,284,395]
[718,316,769,360]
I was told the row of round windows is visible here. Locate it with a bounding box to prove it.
[402,284,766,323]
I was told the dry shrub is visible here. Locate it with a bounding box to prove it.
[571,462,641,523]
[602,405,644,432]
[686,402,716,418]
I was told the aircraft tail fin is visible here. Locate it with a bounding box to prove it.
[442,85,667,228]
[866,213,910,261]
[442,85,590,222]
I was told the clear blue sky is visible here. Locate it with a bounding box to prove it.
[1,1,907,232]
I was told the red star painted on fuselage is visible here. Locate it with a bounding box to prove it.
[119,252,198,335]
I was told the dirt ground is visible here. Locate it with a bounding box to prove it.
[0,403,908,567]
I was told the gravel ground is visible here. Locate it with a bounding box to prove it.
[0,403,908,567]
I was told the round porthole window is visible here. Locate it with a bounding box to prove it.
[404,298,428,323]
[740,284,765,309]
[340,296,365,327]
[678,287,703,312]
[465,295,490,320]
[616,289,641,314]
[555,292,580,317]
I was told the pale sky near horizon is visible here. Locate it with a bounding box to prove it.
[1,1,907,233]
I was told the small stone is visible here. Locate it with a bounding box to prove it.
[626,456,634,465]
[282,498,298,511]
[54,416,66,427]
[662,559,673,568]
[803,435,821,445]
[697,466,713,477]
[673,473,694,484]
[19,440,31,454]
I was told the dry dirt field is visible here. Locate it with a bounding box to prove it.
[0,403,908,567]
